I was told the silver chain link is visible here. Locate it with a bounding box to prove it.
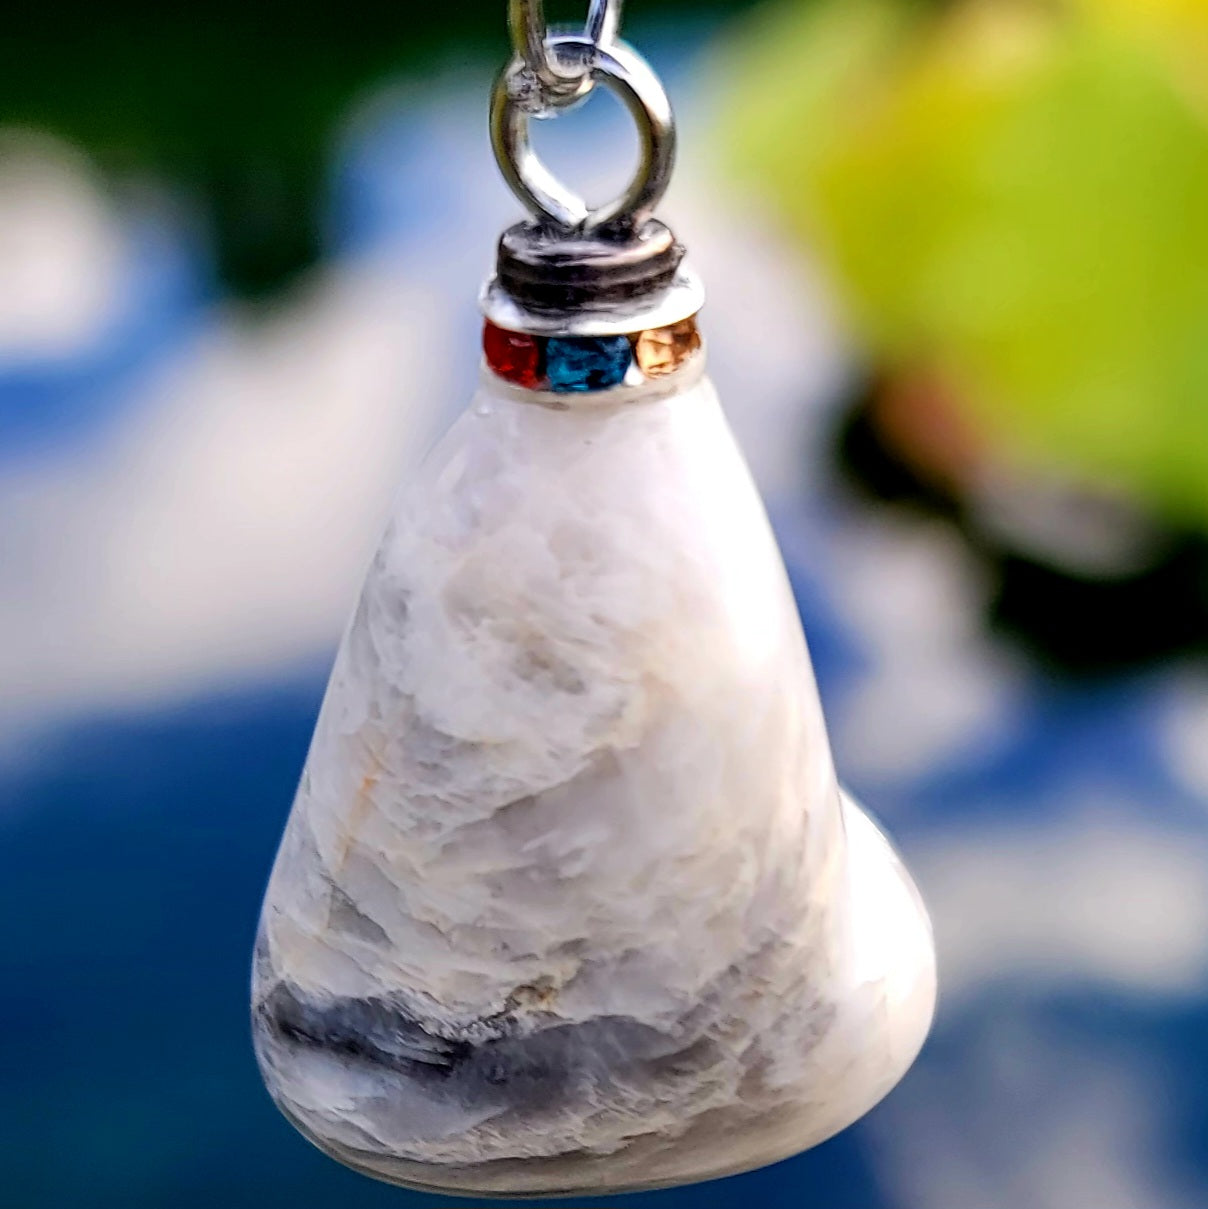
[508,0,623,105]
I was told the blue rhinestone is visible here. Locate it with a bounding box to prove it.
[545,335,632,393]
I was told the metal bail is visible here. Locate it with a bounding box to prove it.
[491,27,675,232]
[486,0,699,342]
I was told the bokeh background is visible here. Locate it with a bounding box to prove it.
[5,0,1208,1205]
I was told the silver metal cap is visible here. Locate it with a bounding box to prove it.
[480,218,704,338]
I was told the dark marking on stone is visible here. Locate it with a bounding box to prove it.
[326,887,390,947]
[257,980,724,1113]
[260,982,471,1076]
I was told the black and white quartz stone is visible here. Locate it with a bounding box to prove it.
[252,362,936,1196]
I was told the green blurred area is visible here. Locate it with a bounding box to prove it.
[0,0,756,295]
[723,0,1208,533]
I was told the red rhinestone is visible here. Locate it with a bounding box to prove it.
[483,322,542,388]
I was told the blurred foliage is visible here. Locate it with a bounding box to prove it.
[0,0,755,296]
[723,0,1208,532]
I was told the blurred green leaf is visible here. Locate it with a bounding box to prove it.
[723,0,1208,530]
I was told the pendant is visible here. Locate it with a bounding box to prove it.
[252,0,936,1197]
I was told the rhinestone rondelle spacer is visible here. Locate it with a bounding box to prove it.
[483,316,701,393]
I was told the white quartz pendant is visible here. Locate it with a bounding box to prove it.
[252,360,937,1197]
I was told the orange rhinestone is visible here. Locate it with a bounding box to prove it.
[633,318,701,379]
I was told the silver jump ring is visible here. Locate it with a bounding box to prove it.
[509,0,623,98]
[491,33,675,231]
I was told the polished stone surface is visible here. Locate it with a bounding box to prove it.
[252,365,936,1196]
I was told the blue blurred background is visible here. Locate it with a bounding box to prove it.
[5,1,1208,1206]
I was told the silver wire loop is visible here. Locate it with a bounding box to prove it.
[491,32,676,231]
[509,0,623,101]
